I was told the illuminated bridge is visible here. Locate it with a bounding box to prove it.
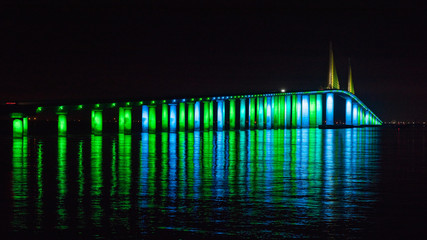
[3,46,382,138]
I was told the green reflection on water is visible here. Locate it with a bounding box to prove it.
[9,128,382,236]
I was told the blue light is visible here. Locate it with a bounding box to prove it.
[296,95,302,128]
[302,95,309,128]
[352,104,358,126]
[266,97,272,129]
[170,104,177,132]
[194,102,200,130]
[217,100,224,131]
[142,105,149,132]
[346,99,352,125]
[326,93,334,125]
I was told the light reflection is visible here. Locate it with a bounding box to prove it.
[9,128,381,237]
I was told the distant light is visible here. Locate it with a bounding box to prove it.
[281,89,285,92]
[6,102,16,105]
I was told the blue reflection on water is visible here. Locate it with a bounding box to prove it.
[8,128,387,238]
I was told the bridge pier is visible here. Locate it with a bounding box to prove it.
[148,105,156,133]
[169,103,177,133]
[229,99,236,130]
[179,102,186,132]
[57,112,67,136]
[302,95,309,128]
[266,97,272,129]
[346,99,352,126]
[326,93,334,125]
[309,95,317,128]
[118,107,132,134]
[203,101,210,131]
[352,104,358,126]
[194,101,201,131]
[217,100,225,131]
[187,102,195,131]
[249,98,256,130]
[142,105,149,132]
[285,96,291,128]
[316,94,323,126]
[239,98,246,130]
[257,97,264,129]
[11,113,27,138]
[161,103,168,132]
[91,109,103,135]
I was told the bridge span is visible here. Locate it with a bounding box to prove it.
[4,89,381,138]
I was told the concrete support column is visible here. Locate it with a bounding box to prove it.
[11,113,26,138]
[352,104,358,126]
[326,93,334,125]
[302,95,309,128]
[142,105,149,132]
[194,101,201,131]
[187,102,195,131]
[257,97,264,129]
[309,95,317,128]
[217,100,225,131]
[58,113,67,136]
[273,96,279,129]
[345,99,352,126]
[249,98,256,130]
[285,96,291,128]
[296,94,302,128]
[92,109,103,135]
[291,95,297,128]
[229,99,236,130]
[161,104,168,132]
[316,94,323,126]
[169,103,177,133]
[203,101,210,131]
[119,107,132,134]
[148,105,156,133]
[209,101,214,130]
[266,96,272,129]
[179,102,186,132]
[239,98,246,130]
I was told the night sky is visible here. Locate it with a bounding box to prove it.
[1,3,426,121]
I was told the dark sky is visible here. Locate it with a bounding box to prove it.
[1,3,426,121]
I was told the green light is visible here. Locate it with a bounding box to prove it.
[249,98,256,129]
[309,95,317,127]
[139,101,143,105]
[148,106,156,133]
[229,99,236,130]
[78,105,83,109]
[179,102,186,132]
[162,104,168,132]
[57,136,67,224]
[126,102,130,106]
[151,100,155,104]
[95,104,100,108]
[23,117,28,136]
[209,101,214,130]
[203,101,209,131]
[292,95,297,128]
[36,107,43,113]
[111,103,116,107]
[90,135,103,225]
[119,107,125,134]
[13,118,23,138]
[58,114,67,136]
[92,110,103,135]
[124,108,132,134]
[188,102,194,131]
[163,100,166,103]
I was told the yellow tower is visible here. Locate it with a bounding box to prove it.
[327,42,340,90]
[347,58,355,94]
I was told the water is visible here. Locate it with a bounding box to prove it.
[2,128,426,239]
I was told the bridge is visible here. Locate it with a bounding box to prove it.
[3,45,382,138]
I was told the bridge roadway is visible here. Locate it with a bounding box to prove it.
[2,90,382,138]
